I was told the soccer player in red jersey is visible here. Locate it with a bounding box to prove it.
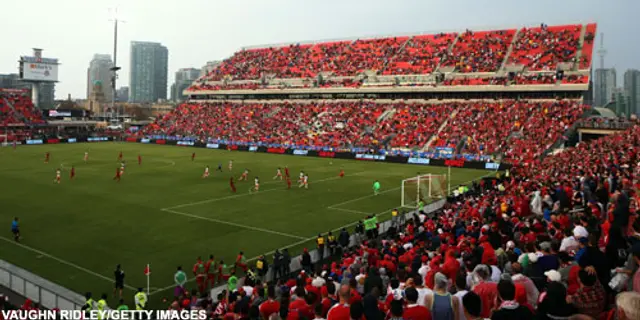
[285,166,290,178]
[138,154,142,165]
[339,169,344,178]
[118,151,123,161]
[286,177,292,189]
[230,177,236,193]
[70,166,75,180]
[113,167,121,182]
[191,152,196,161]
[205,255,216,289]
[193,256,206,294]
[44,152,50,163]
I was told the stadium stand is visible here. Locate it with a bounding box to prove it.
[193,23,595,91]
[506,24,582,71]
[441,29,516,73]
[142,99,587,162]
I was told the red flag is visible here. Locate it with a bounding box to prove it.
[144,264,150,276]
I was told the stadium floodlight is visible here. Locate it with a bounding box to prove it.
[108,7,126,121]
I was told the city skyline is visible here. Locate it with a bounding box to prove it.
[0,0,638,99]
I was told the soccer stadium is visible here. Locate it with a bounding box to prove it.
[1,1,640,319]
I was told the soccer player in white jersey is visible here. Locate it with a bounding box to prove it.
[84,152,89,163]
[253,177,260,192]
[273,168,283,180]
[228,160,233,171]
[202,165,210,178]
[54,169,61,184]
[299,174,309,189]
[239,169,249,181]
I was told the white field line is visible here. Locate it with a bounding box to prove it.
[149,205,398,296]
[0,236,137,291]
[162,171,370,210]
[327,207,372,215]
[150,169,495,295]
[160,208,306,240]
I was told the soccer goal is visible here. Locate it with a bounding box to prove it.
[401,174,448,209]
[0,135,8,147]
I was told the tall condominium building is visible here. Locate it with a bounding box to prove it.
[624,69,640,116]
[593,68,617,107]
[172,68,200,102]
[129,41,168,103]
[86,54,114,100]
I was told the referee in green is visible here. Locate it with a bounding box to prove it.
[373,180,381,195]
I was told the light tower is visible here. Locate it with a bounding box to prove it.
[109,8,123,121]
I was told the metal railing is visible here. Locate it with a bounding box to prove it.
[0,259,84,310]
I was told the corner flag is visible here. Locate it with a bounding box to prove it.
[144,264,151,295]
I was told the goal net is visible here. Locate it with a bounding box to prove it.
[401,174,447,209]
[0,135,8,147]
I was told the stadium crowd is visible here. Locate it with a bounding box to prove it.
[152,122,640,320]
[195,23,593,85]
[441,30,515,73]
[141,99,585,159]
[506,24,581,71]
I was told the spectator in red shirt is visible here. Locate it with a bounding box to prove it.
[259,285,280,319]
[327,284,351,320]
[403,287,432,320]
[471,265,498,318]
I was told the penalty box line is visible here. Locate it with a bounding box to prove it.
[327,187,401,215]
[0,236,137,291]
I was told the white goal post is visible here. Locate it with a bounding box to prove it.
[0,134,8,147]
[401,173,448,209]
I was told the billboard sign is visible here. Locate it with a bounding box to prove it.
[21,62,58,82]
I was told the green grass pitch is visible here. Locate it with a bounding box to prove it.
[0,142,491,305]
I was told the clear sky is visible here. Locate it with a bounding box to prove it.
[0,0,637,99]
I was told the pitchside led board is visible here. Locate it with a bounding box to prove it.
[18,49,59,82]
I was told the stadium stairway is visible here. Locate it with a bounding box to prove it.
[434,34,459,74]
[380,37,413,74]
[573,24,589,71]
[422,109,458,151]
[377,107,396,123]
[499,28,521,73]
[1,97,26,124]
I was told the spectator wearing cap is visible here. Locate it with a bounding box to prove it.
[425,272,459,320]
[471,265,498,318]
[567,269,606,319]
[491,280,534,320]
[536,281,578,320]
[537,241,560,273]
[403,287,432,320]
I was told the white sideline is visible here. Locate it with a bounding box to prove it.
[0,236,137,291]
[327,186,400,209]
[162,171,370,210]
[160,208,306,240]
[149,205,398,296]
